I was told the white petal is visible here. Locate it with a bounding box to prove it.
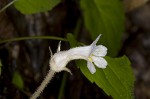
[87,61,96,74]
[92,56,107,68]
[90,34,102,55]
[93,45,107,57]
[68,46,92,59]
[91,34,101,46]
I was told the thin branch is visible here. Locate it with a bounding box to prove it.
[0,0,18,13]
[30,70,56,99]
[0,36,68,44]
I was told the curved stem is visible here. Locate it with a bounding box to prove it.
[30,70,56,99]
[0,0,18,13]
[0,36,68,44]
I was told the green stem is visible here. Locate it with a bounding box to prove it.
[0,36,68,44]
[74,18,82,39]
[0,0,18,13]
[57,18,83,99]
[58,73,68,99]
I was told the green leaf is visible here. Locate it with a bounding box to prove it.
[77,56,135,99]
[12,71,24,90]
[66,33,78,48]
[67,33,135,99]
[14,0,61,14]
[80,0,125,56]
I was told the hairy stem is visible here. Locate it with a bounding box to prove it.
[30,70,56,99]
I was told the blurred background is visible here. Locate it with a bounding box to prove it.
[0,0,150,99]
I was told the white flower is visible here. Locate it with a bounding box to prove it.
[30,35,107,99]
[86,35,107,74]
[50,34,107,74]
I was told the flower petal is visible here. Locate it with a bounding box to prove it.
[91,34,101,46]
[92,56,107,68]
[89,34,101,55]
[87,61,96,74]
[92,45,107,57]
